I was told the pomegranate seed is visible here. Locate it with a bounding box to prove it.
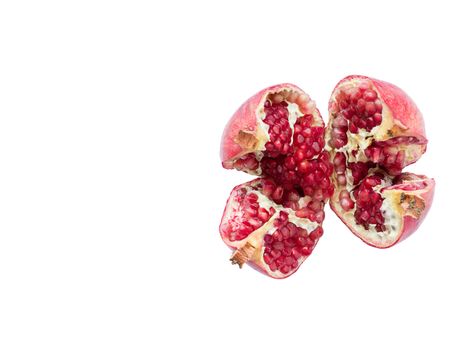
[349,122,358,133]
[365,102,376,116]
[284,156,295,170]
[363,89,377,101]
[332,116,348,128]
[281,238,294,248]
[272,186,284,201]
[298,160,311,174]
[294,149,305,162]
[284,256,294,266]
[280,226,290,238]
[349,88,362,102]
[374,101,383,113]
[272,231,283,241]
[356,98,366,113]
[258,208,270,221]
[358,189,370,202]
[340,197,355,211]
[273,241,284,251]
[339,190,350,200]
[360,210,370,221]
[332,138,346,149]
[315,210,325,223]
[245,207,258,217]
[310,227,324,240]
[282,247,292,256]
[295,208,310,218]
[271,249,281,259]
[301,246,312,256]
[337,174,347,185]
[292,248,301,259]
[302,127,312,137]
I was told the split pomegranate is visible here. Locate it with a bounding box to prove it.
[220,84,332,278]
[326,75,435,248]
[219,78,435,277]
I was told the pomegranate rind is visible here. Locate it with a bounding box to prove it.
[220,83,323,169]
[330,174,435,248]
[371,78,426,140]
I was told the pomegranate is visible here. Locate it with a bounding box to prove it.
[220,84,332,278]
[326,75,435,248]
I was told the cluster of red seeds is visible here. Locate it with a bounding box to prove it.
[233,153,259,172]
[298,152,333,198]
[263,100,292,156]
[261,103,333,204]
[348,161,373,185]
[353,175,386,232]
[337,85,383,133]
[292,116,325,161]
[365,144,406,175]
[263,211,323,274]
[257,102,333,225]
[229,191,274,241]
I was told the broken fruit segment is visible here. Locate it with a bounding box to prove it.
[326,75,435,248]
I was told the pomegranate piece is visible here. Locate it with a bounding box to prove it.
[220,84,331,278]
[219,179,323,278]
[326,76,435,248]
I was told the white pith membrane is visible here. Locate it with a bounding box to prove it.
[325,78,429,246]
[221,86,329,278]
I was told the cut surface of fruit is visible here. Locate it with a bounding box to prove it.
[219,179,323,278]
[220,84,331,278]
[326,76,435,248]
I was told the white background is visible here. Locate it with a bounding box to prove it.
[1,1,466,349]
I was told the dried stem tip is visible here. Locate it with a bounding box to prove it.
[230,242,256,268]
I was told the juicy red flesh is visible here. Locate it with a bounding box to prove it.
[338,85,383,133]
[263,211,323,273]
[353,175,386,232]
[233,153,259,172]
[339,190,355,211]
[329,83,383,150]
[348,161,374,185]
[364,136,423,176]
[260,106,332,204]
[364,145,405,176]
[264,100,292,156]
[227,190,274,241]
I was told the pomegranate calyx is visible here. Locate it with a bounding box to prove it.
[230,242,256,268]
[383,190,426,220]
